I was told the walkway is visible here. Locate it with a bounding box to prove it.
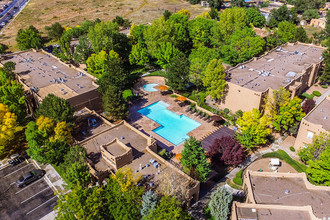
[188,138,293,219]
[315,88,330,105]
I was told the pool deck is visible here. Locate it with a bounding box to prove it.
[130,76,219,155]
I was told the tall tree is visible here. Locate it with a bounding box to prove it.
[208,186,233,220]
[145,195,191,220]
[276,21,297,43]
[302,99,315,114]
[298,132,329,163]
[273,97,305,132]
[302,9,319,22]
[306,145,330,186]
[320,40,330,84]
[45,22,65,41]
[166,56,190,91]
[219,7,248,39]
[236,109,272,150]
[209,136,244,166]
[154,42,183,69]
[36,94,74,123]
[73,35,94,64]
[246,7,266,28]
[180,137,211,182]
[202,59,226,100]
[0,104,21,157]
[0,43,8,54]
[102,85,129,120]
[188,17,216,48]
[16,25,44,50]
[86,50,109,77]
[141,190,158,219]
[129,43,150,66]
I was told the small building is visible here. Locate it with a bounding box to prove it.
[310,18,327,29]
[300,20,308,26]
[0,49,102,114]
[200,1,209,7]
[293,96,330,151]
[219,43,325,112]
[242,170,330,219]
[74,108,200,206]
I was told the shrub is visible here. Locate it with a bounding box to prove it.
[290,146,295,152]
[312,91,321,97]
[190,102,196,108]
[314,84,318,86]
[233,177,243,186]
[321,85,328,89]
[170,94,177,98]
[301,92,314,100]
[208,186,233,220]
[224,108,230,114]
[158,149,171,160]
[302,99,315,114]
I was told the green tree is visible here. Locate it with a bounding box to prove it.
[16,25,44,50]
[231,0,245,7]
[208,0,224,10]
[86,50,109,77]
[57,29,74,61]
[166,56,190,91]
[236,109,272,150]
[306,146,330,186]
[122,89,134,101]
[141,190,158,219]
[273,97,305,132]
[188,17,216,48]
[180,137,211,182]
[209,8,219,20]
[112,16,131,28]
[129,43,150,66]
[246,7,266,28]
[102,86,129,120]
[36,94,74,123]
[145,196,191,220]
[320,41,330,84]
[26,116,71,165]
[59,145,91,188]
[166,13,191,52]
[277,21,297,43]
[263,87,291,120]
[73,35,93,64]
[208,186,233,220]
[0,43,8,54]
[295,26,309,43]
[45,22,65,41]
[202,59,226,100]
[163,10,172,21]
[302,9,319,22]
[219,7,248,38]
[154,42,182,69]
[55,184,106,220]
[299,132,329,163]
[189,47,220,89]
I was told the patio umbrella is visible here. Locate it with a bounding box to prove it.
[175,153,182,161]
[211,115,223,122]
[176,96,187,102]
[158,85,168,91]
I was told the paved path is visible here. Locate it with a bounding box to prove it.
[188,145,276,219]
[315,89,330,105]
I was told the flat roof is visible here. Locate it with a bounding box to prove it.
[227,44,324,92]
[234,203,315,220]
[82,123,148,156]
[305,98,330,130]
[105,141,129,156]
[0,50,97,99]
[250,175,330,219]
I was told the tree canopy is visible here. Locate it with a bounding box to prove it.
[16,25,44,50]
[208,186,233,220]
[202,59,226,99]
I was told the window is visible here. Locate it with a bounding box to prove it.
[307,131,314,139]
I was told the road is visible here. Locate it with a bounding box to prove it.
[0,0,29,30]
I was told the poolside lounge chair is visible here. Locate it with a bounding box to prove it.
[207,117,213,123]
[191,108,196,113]
[199,112,205,119]
[185,106,191,112]
[194,110,200,116]
[203,114,209,120]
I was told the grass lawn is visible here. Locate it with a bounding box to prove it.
[262,149,307,173]
[146,70,168,77]
[304,25,322,38]
[0,0,207,51]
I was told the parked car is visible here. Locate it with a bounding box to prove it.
[16,169,45,188]
[8,153,24,166]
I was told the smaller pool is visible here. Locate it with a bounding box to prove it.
[143,83,158,92]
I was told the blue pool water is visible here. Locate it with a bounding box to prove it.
[143,83,158,92]
[138,101,201,145]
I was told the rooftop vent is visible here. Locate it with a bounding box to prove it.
[285,190,290,194]
[286,71,297,78]
[324,116,328,120]
[285,78,291,83]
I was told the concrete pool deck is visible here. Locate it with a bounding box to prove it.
[130,76,219,155]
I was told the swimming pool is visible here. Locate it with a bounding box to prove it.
[143,83,158,92]
[138,101,201,145]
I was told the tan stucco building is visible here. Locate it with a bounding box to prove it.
[293,96,330,151]
[0,49,102,114]
[240,170,330,220]
[74,108,200,206]
[310,18,327,29]
[220,43,325,112]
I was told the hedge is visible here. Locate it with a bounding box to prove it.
[301,92,314,100]
[321,85,328,89]
[233,177,243,186]
[262,150,307,173]
[290,146,295,152]
[312,91,321,97]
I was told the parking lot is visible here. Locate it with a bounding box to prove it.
[0,160,57,220]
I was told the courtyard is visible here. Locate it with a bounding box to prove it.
[129,76,219,154]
